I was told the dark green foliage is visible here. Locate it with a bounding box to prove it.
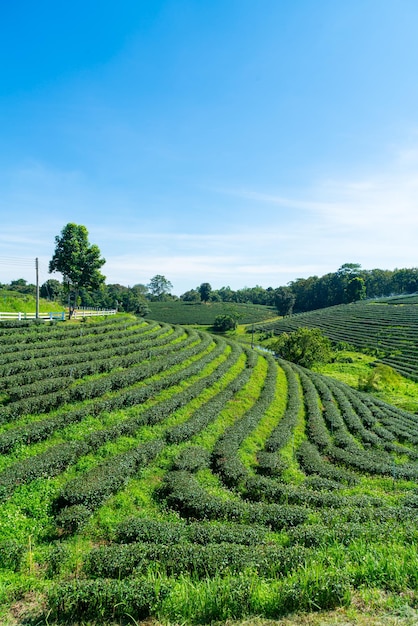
[84,541,309,579]
[199,282,212,303]
[53,440,164,529]
[160,470,309,529]
[114,518,270,546]
[165,344,254,444]
[274,286,296,316]
[270,327,332,368]
[172,446,211,472]
[0,539,24,571]
[55,504,91,534]
[296,440,358,486]
[213,314,237,332]
[147,274,173,300]
[260,359,301,458]
[211,355,278,487]
[256,451,288,476]
[47,578,167,622]
[0,441,89,501]
[345,276,366,302]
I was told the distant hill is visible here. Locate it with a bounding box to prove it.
[146,300,278,325]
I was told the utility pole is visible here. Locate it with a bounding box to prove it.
[35,257,39,319]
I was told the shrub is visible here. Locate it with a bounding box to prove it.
[270,327,332,368]
[213,314,237,332]
[358,363,402,392]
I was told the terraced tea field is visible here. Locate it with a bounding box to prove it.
[1,315,418,624]
[146,300,278,325]
[255,300,418,381]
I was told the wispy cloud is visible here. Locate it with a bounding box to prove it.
[2,142,418,292]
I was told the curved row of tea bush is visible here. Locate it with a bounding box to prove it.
[255,301,418,379]
[1,315,418,625]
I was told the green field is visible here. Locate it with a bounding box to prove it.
[1,315,418,625]
[146,300,278,325]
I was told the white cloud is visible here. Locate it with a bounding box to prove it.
[2,141,418,291]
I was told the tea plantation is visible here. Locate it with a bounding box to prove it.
[145,300,278,325]
[254,298,418,381]
[1,314,418,624]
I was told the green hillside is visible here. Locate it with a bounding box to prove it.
[1,316,418,624]
[146,300,278,325]
[254,299,418,381]
[0,289,64,314]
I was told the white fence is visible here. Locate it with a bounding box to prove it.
[72,308,117,319]
[0,309,117,321]
[0,311,65,321]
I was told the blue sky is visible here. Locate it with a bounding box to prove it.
[1,0,418,295]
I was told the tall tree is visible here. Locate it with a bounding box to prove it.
[40,279,63,301]
[147,275,173,300]
[198,282,212,303]
[274,286,296,316]
[345,276,366,302]
[49,223,106,313]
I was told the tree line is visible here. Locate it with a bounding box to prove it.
[1,224,418,316]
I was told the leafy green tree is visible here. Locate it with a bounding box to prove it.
[9,278,36,295]
[270,327,332,368]
[147,275,173,300]
[121,289,150,315]
[337,262,362,277]
[49,223,106,313]
[274,286,296,316]
[213,314,237,332]
[392,267,418,294]
[40,279,64,301]
[180,289,201,302]
[215,286,236,302]
[199,282,212,303]
[345,276,366,302]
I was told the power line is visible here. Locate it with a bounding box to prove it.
[0,256,38,267]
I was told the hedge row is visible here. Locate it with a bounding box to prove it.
[298,367,418,479]
[294,366,330,451]
[47,578,167,622]
[0,337,239,498]
[83,541,309,579]
[1,323,191,393]
[0,331,216,425]
[114,517,271,546]
[296,440,358,486]
[53,439,164,532]
[0,320,164,380]
[0,316,146,361]
[262,359,301,453]
[165,346,257,444]
[0,332,211,453]
[211,354,279,488]
[160,470,309,530]
[0,315,138,348]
